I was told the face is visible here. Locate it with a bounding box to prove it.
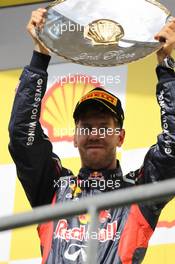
[74,110,125,170]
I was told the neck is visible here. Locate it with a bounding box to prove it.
[82,161,118,171]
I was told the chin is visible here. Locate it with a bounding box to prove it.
[85,158,108,170]
[80,150,113,169]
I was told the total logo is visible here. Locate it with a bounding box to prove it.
[54,218,120,242]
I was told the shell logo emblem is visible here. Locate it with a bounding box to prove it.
[40,75,101,142]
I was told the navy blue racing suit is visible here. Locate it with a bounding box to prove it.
[8,51,175,264]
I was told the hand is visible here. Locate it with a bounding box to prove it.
[154,17,175,63]
[27,8,50,55]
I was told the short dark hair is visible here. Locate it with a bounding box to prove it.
[74,103,122,128]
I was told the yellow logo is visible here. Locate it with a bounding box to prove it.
[80,90,117,106]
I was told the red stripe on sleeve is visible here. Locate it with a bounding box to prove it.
[37,193,57,264]
[118,204,153,264]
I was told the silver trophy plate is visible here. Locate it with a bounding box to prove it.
[36,0,171,66]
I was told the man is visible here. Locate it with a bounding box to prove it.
[8,8,175,264]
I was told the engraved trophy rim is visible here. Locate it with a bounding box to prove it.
[36,0,171,67]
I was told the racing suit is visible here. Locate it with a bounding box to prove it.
[8,51,175,264]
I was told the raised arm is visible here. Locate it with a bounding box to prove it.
[8,9,61,207]
[138,19,175,207]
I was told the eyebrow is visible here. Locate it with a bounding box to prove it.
[80,122,111,126]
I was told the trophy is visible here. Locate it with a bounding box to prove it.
[36,0,172,67]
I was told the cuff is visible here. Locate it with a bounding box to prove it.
[29,50,51,71]
[156,65,175,81]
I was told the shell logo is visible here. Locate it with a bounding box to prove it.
[41,74,101,142]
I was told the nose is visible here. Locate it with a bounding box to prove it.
[88,128,103,140]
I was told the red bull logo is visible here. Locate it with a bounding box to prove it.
[54,218,118,242]
[99,210,111,223]
[78,210,111,225]
[89,171,103,180]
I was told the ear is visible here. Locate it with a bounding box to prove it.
[117,129,125,147]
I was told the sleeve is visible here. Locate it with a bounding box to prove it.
[137,66,175,212]
[8,51,62,207]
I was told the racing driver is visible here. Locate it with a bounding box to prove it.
[8,8,175,264]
